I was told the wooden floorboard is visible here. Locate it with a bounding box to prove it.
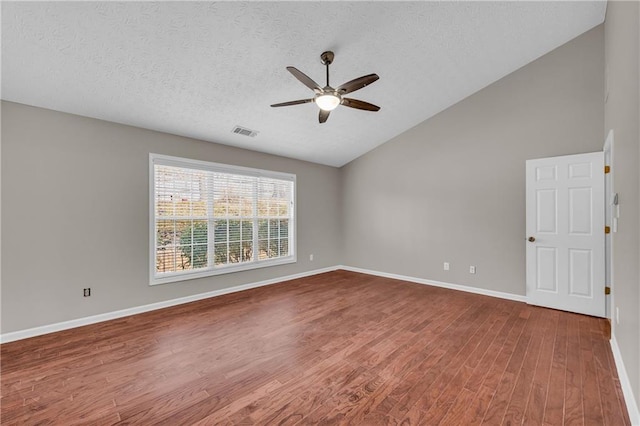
[0,270,631,425]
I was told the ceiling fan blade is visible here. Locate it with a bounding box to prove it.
[270,99,314,107]
[319,109,330,124]
[286,67,322,92]
[342,98,380,112]
[336,74,379,95]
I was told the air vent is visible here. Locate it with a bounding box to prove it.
[231,125,258,138]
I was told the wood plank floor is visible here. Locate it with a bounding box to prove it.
[1,271,630,425]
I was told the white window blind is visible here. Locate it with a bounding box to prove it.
[150,154,295,285]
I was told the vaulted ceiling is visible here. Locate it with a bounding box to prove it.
[2,2,606,167]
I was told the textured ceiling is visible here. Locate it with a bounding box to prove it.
[2,2,606,167]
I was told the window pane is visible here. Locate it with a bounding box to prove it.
[155,166,210,217]
[174,198,191,216]
[258,219,268,239]
[242,241,253,262]
[214,243,228,265]
[238,178,254,217]
[269,219,279,239]
[213,202,227,217]
[192,200,207,217]
[214,220,227,242]
[229,242,241,263]
[277,201,289,217]
[257,200,269,217]
[213,174,254,218]
[242,220,253,240]
[175,220,192,246]
[164,220,208,270]
[191,244,208,269]
[268,202,279,217]
[268,239,279,259]
[155,166,176,217]
[192,221,208,245]
[258,240,268,260]
[279,219,288,238]
[229,220,241,241]
[279,238,289,256]
[156,199,174,217]
[241,198,253,217]
[176,245,192,270]
[157,220,175,247]
[156,247,174,273]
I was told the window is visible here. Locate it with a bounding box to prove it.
[150,154,296,285]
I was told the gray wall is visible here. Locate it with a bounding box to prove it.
[1,102,342,333]
[605,0,640,410]
[341,26,604,295]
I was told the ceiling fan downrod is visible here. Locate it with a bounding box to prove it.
[320,51,334,87]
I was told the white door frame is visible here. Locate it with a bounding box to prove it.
[603,130,614,324]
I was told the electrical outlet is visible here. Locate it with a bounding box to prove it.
[309,254,314,261]
[469,266,476,274]
[83,288,91,297]
[616,307,620,325]
[443,262,450,271]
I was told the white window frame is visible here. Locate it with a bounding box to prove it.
[149,153,296,285]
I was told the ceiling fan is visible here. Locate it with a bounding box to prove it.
[271,51,380,124]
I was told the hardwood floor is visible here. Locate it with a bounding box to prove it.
[1,271,630,425]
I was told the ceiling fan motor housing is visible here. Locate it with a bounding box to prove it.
[320,51,334,65]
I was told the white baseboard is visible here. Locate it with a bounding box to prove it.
[0,266,340,344]
[338,265,528,303]
[610,336,640,425]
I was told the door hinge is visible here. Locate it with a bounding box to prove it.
[605,165,610,174]
[605,226,611,234]
[605,286,611,295]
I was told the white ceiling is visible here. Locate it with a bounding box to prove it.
[2,1,606,167]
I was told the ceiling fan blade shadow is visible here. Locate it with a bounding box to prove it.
[342,98,380,111]
[271,99,314,107]
[287,67,322,93]
[336,74,379,95]
[319,109,330,124]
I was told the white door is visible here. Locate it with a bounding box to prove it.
[526,152,605,317]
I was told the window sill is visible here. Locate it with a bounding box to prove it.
[150,255,297,286]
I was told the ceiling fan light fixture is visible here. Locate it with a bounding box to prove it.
[315,93,341,111]
[271,51,380,123]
